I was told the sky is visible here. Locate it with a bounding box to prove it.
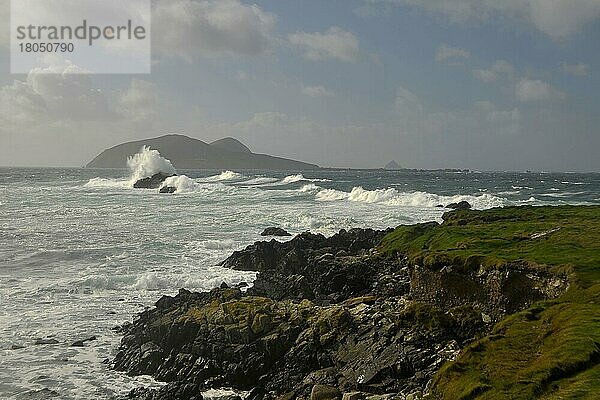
[0,0,599,171]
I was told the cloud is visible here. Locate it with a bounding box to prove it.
[435,44,470,63]
[153,0,276,58]
[366,0,600,39]
[473,60,514,82]
[289,26,360,62]
[118,79,159,123]
[515,79,566,102]
[0,57,112,126]
[561,62,589,77]
[301,85,335,97]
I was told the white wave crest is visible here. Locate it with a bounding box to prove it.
[238,177,279,185]
[160,175,196,193]
[298,183,321,193]
[83,177,131,189]
[127,146,176,183]
[204,171,243,182]
[312,185,508,209]
[130,267,257,292]
[281,174,305,184]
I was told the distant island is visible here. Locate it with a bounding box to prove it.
[86,134,319,170]
[384,160,401,170]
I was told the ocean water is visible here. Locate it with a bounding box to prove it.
[1,163,599,399]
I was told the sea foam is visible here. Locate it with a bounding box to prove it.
[127,146,176,184]
[304,185,508,209]
[203,171,243,182]
[160,175,196,193]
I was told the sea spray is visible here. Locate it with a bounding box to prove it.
[203,171,243,182]
[305,185,509,209]
[160,175,196,193]
[127,146,176,184]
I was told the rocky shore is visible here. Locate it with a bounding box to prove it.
[113,212,572,400]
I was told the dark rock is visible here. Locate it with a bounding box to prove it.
[445,201,472,210]
[221,228,394,303]
[435,204,444,208]
[246,387,267,400]
[113,228,569,399]
[311,385,341,400]
[220,281,229,289]
[159,186,176,194]
[341,392,366,400]
[126,383,204,400]
[260,227,291,237]
[133,173,175,189]
[26,388,59,399]
[71,336,97,347]
[34,338,59,345]
[10,344,25,350]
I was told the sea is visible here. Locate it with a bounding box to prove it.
[1,149,599,399]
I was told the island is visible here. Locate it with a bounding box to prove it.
[86,134,319,170]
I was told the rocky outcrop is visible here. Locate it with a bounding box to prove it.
[221,228,393,303]
[445,201,471,210]
[159,186,177,194]
[114,228,569,400]
[260,227,292,237]
[133,173,175,189]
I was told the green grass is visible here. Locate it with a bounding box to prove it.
[378,206,600,399]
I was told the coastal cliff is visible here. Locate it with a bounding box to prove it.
[113,206,600,399]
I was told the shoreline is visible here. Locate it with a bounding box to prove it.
[112,205,599,400]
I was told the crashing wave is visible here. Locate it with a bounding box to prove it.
[127,146,176,184]
[304,185,509,209]
[160,175,196,193]
[83,177,131,189]
[203,171,243,182]
[237,177,279,185]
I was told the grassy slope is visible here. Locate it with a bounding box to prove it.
[379,205,600,399]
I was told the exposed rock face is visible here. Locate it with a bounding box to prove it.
[159,186,177,194]
[260,227,291,237]
[221,228,393,303]
[133,173,175,189]
[445,201,471,210]
[114,228,569,400]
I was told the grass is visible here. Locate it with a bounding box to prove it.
[378,205,600,399]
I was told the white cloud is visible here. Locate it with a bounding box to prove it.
[473,60,514,82]
[515,79,566,102]
[561,62,589,77]
[435,44,470,63]
[0,58,112,125]
[153,0,276,58]
[367,0,600,39]
[301,85,335,97]
[289,27,360,63]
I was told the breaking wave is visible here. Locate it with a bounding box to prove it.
[237,177,279,185]
[83,177,131,189]
[160,175,196,193]
[300,185,508,209]
[203,171,243,182]
[127,146,176,184]
[85,147,176,189]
